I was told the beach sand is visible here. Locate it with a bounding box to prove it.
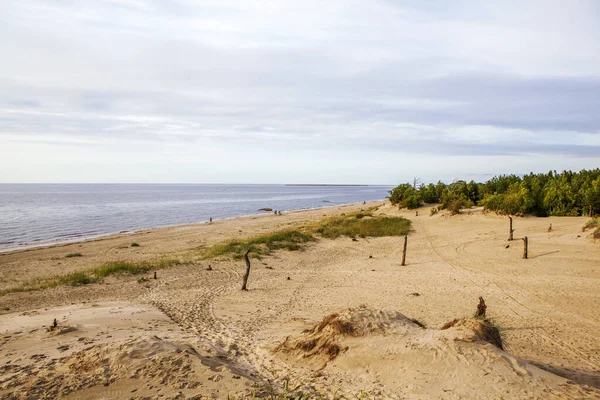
[1,202,599,398]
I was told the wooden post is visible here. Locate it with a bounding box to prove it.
[522,236,528,259]
[508,216,514,241]
[401,235,408,266]
[476,297,487,318]
[153,271,157,279]
[241,249,251,291]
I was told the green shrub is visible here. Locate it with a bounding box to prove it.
[429,207,438,216]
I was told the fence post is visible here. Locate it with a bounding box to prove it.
[401,235,408,266]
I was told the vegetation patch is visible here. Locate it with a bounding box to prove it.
[313,213,411,239]
[201,213,411,260]
[389,169,600,216]
[131,242,140,247]
[1,259,185,295]
[200,230,315,260]
[64,253,83,258]
[583,218,599,232]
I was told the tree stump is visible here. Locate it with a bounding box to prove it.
[401,235,408,266]
[241,249,251,291]
[476,297,487,318]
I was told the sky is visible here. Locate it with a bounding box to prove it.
[1,0,599,184]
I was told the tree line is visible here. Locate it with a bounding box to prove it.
[389,169,600,217]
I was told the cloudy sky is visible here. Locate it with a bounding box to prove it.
[1,0,599,184]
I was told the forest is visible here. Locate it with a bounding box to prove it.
[389,169,600,217]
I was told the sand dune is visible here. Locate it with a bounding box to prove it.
[1,202,600,398]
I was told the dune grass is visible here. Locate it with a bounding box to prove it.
[0,259,185,295]
[312,213,411,239]
[583,217,599,232]
[201,230,315,260]
[202,212,412,259]
[65,252,83,258]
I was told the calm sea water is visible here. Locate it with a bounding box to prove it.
[0,184,391,252]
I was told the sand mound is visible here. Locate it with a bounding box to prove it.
[272,308,589,398]
[441,317,503,349]
[275,307,424,361]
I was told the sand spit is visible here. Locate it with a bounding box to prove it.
[1,202,600,398]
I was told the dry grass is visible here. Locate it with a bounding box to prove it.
[441,317,503,350]
[275,307,422,362]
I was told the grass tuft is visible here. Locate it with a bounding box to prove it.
[65,253,83,258]
[583,218,599,232]
[131,242,140,247]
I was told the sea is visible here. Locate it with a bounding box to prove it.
[0,184,392,252]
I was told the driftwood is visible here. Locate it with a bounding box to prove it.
[522,237,528,259]
[476,297,487,318]
[401,235,408,266]
[241,249,251,291]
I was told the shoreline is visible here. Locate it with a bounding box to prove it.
[0,199,386,255]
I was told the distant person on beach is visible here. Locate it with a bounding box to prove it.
[363,201,366,205]
[209,217,212,223]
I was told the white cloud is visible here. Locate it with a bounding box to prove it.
[1,0,599,183]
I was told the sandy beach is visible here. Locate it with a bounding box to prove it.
[1,201,599,399]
